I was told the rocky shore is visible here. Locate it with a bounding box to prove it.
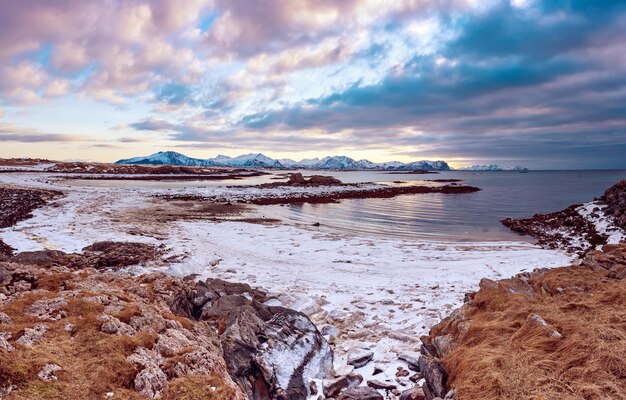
[419,180,626,399]
[249,184,479,205]
[502,180,626,255]
[0,187,63,256]
[0,247,333,399]
[0,159,591,400]
[418,243,626,400]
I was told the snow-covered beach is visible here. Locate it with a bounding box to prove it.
[0,167,576,392]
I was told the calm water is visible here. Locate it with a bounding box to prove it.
[263,170,626,242]
[66,169,626,242]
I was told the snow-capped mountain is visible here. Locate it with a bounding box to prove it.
[115,151,221,166]
[460,164,529,172]
[278,158,321,168]
[313,156,361,170]
[115,151,451,171]
[207,153,284,168]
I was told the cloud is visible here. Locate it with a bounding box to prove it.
[228,0,626,168]
[2,0,626,168]
[0,122,81,142]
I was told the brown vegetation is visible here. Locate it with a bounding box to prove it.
[420,244,626,400]
[0,260,244,400]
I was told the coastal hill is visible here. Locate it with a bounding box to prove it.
[459,164,529,172]
[116,151,452,171]
[418,180,626,399]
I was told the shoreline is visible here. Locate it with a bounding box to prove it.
[0,166,575,398]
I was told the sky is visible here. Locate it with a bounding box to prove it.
[1,0,626,169]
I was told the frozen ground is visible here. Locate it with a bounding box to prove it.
[0,171,575,395]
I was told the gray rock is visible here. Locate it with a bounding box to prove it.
[37,364,62,382]
[0,332,13,352]
[418,355,447,400]
[348,351,374,368]
[367,379,397,390]
[323,374,363,398]
[0,312,12,324]
[338,386,384,400]
[400,386,426,400]
[16,324,47,347]
[27,297,67,321]
[399,353,421,371]
[134,366,167,398]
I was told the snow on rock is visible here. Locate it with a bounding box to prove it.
[577,201,626,245]
[0,169,573,394]
[115,151,452,171]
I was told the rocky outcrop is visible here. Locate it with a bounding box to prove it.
[0,187,63,257]
[501,204,606,255]
[4,241,168,270]
[0,187,63,230]
[502,180,626,255]
[418,244,626,399]
[0,259,245,399]
[0,246,333,400]
[601,180,626,229]
[168,278,334,400]
[251,184,481,205]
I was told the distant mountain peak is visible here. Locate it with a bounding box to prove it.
[115,151,451,171]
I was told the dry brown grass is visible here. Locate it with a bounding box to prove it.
[442,266,626,400]
[0,268,169,399]
[161,375,240,400]
[0,294,150,399]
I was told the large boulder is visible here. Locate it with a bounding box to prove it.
[171,278,334,400]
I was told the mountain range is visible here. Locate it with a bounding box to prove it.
[115,151,451,171]
[460,164,529,172]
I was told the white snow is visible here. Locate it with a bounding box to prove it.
[577,201,626,245]
[0,169,574,390]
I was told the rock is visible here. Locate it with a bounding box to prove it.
[288,173,307,185]
[373,365,384,375]
[409,372,424,382]
[134,366,168,398]
[64,322,76,333]
[16,324,47,347]
[432,336,454,358]
[399,353,421,371]
[154,328,193,357]
[284,173,342,186]
[100,314,135,335]
[367,379,397,390]
[607,264,626,279]
[348,351,374,368]
[309,380,318,396]
[335,364,355,376]
[527,313,561,338]
[209,300,333,399]
[400,386,426,400]
[308,175,342,185]
[0,312,12,324]
[0,332,14,352]
[128,347,164,369]
[37,364,62,382]
[323,374,363,398]
[337,386,384,400]
[396,367,410,377]
[320,324,340,337]
[418,355,447,400]
[189,281,218,307]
